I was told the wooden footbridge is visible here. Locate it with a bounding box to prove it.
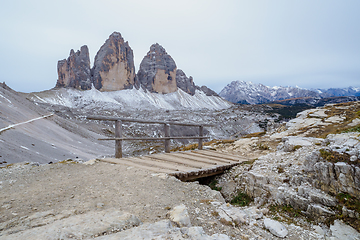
[101,150,247,181]
[88,116,248,181]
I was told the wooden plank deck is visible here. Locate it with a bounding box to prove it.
[100,150,248,181]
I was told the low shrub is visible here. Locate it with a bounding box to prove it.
[230,190,252,206]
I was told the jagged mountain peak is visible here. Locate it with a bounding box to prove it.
[55,31,221,109]
[149,43,168,55]
[219,80,320,104]
[220,80,360,104]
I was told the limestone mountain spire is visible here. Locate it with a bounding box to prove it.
[136,43,177,94]
[91,32,136,91]
[56,45,91,90]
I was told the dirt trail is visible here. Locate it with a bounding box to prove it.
[0,161,232,237]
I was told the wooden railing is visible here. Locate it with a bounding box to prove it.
[87,116,213,158]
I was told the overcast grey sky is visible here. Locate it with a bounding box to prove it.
[0,0,359,93]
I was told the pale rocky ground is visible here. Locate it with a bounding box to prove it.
[214,102,360,239]
[1,101,360,239]
[0,159,339,240]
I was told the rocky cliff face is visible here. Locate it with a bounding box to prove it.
[137,43,177,94]
[91,32,136,91]
[176,69,196,95]
[55,32,220,99]
[196,85,219,97]
[214,101,360,232]
[56,45,91,90]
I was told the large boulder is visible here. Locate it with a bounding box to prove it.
[137,43,177,94]
[263,218,288,238]
[56,45,91,90]
[91,32,136,91]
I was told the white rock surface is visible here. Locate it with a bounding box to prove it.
[96,220,230,240]
[330,220,360,240]
[0,210,142,240]
[168,204,192,227]
[263,217,288,238]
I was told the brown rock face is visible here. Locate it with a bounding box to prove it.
[137,43,177,94]
[91,32,136,91]
[56,45,91,90]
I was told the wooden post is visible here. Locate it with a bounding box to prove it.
[164,124,170,153]
[198,125,203,150]
[115,120,122,158]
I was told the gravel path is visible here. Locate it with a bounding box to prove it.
[0,161,236,237]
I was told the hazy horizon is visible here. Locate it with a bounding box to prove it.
[1,0,359,93]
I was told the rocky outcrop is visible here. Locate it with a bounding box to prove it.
[56,45,91,90]
[305,150,360,199]
[176,69,196,95]
[197,85,219,96]
[55,32,220,98]
[91,32,136,91]
[176,69,219,96]
[137,43,177,94]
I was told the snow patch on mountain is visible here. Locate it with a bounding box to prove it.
[219,80,320,104]
[30,87,232,111]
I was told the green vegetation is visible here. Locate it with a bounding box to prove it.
[342,126,360,133]
[269,204,302,218]
[57,159,77,164]
[208,179,222,191]
[319,149,333,161]
[293,145,302,151]
[336,193,360,214]
[230,190,252,206]
[257,143,269,150]
[242,132,266,138]
[268,204,304,225]
[171,139,235,152]
[239,159,256,165]
[319,149,359,167]
[265,103,312,121]
[325,193,360,232]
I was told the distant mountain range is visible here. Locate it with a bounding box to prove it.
[219,80,360,104]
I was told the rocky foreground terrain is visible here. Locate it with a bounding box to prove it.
[1,101,359,239]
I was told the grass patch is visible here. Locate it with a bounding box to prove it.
[220,218,233,226]
[336,193,360,213]
[230,190,252,207]
[342,125,360,133]
[293,145,302,151]
[257,143,269,150]
[171,139,235,152]
[319,149,359,167]
[242,132,266,138]
[269,204,304,225]
[171,143,198,152]
[208,179,222,191]
[325,193,360,231]
[0,163,14,169]
[200,199,212,204]
[292,101,360,138]
[239,159,256,165]
[57,159,77,164]
[270,204,302,218]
